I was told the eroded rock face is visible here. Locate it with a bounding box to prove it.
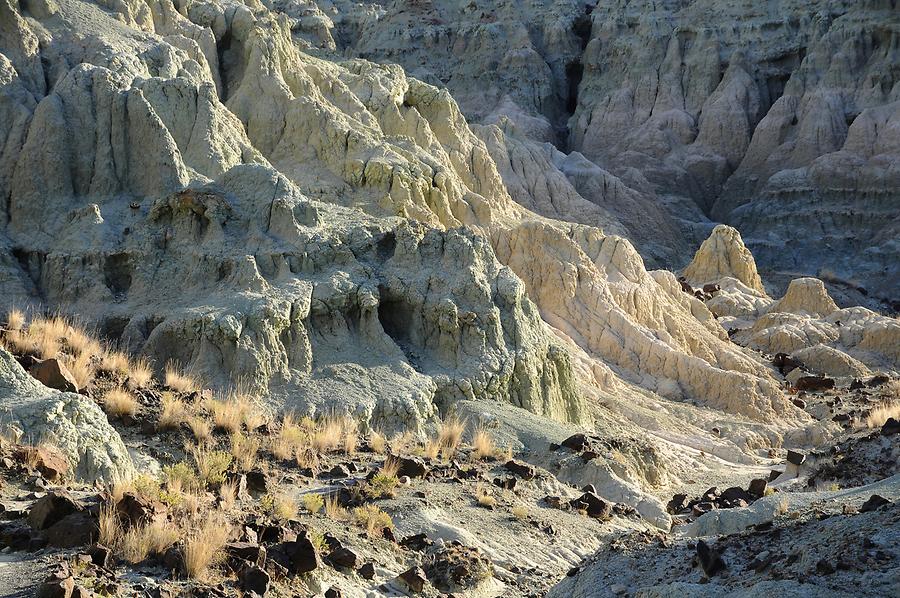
[328,0,900,303]
[0,0,808,449]
[0,348,135,483]
[683,225,766,296]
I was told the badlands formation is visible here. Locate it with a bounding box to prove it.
[0,0,898,596]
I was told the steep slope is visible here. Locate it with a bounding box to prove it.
[326,0,900,303]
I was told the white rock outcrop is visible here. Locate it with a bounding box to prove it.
[0,348,135,483]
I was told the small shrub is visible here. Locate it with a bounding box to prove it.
[366,472,399,499]
[261,493,298,522]
[511,505,528,520]
[353,504,393,538]
[163,461,202,494]
[102,387,139,418]
[191,445,232,486]
[301,493,324,514]
[308,529,328,553]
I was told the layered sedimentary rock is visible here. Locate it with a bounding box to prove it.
[0,0,808,459]
[325,1,899,302]
[686,228,900,376]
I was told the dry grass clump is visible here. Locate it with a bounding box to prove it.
[208,398,243,434]
[261,493,298,522]
[369,430,386,454]
[188,416,212,443]
[129,357,154,388]
[5,308,25,331]
[312,418,344,453]
[99,505,178,564]
[182,513,229,580]
[164,362,200,394]
[471,428,496,460]
[271,414,309,461]
[63,353,96,390]
[353,504,393,538]
[865,384,900,428]
[102,387,139,418]
[159,393,189,430]
[438,415,466,458]
[219,480,238,511]
[423,438,441,460]
[511,505,528,520]
[101,349,132,376]
[230,432,260,472]
[324,494,348,520]
[475,486,495,508]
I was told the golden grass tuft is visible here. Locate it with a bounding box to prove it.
[369,430,386,454]
[5,308,25,331]
[511,504,528,520]
[164,362,200,394]
[438,415,465,458]
[101,350,131,376]
[62,353,95,390]
[188,416,212,443]
[324,493,348,520]
[262,493,298,522]
[182,513,229,580]
[312,418,343,453]
[230,432,260,472]
[159,393,189,430]
[475,487,496,508]
[219,480,238,511]
[208,398,243,434]
[865,400,900,429]
[129,357,154,388]
[471,428,496,460]
[102,387,139,418]
[100,503,179,565]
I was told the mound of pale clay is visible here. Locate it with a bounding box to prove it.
[0,349,134,483]
[683,225,766,295]
[769,278,839,317]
